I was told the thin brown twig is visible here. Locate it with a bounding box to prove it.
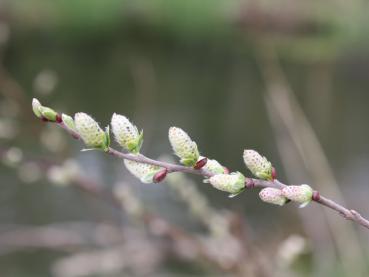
[56,120,369,230]
[316,196,369,229]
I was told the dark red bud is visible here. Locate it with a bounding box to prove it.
[56,114,62,123]
[223,166,230,174]
[153,169,168,183]
[271,167,277,180]
[312,191,320,201]
[194,157,207,170]
[245,178,255,188]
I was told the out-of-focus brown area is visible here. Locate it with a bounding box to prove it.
[0,1,369,276]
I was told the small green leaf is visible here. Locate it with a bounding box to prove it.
[136,130,144,152]
[81,148,96,152]
[62,114,76,131]
[40,107,57,122]
[299,201,310,208]
[256,170,273,181]
[102,126,110,152]
[228,187,245,198]
[32,98,42,118]
[141,171,157,183]
[181,157,197,167]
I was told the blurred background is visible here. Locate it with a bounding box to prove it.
[0,0,369,276]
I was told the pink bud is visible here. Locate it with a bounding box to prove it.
[282,184,313,207]
[312,191,320,201]
[153,169,168,183]
[272,167,277,180]
[56,114,62,123]
[223,166,230,174]
[194,157,207,169]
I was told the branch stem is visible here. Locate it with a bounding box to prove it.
[56,121,369,230]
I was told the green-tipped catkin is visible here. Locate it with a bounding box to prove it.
[259,188,287,206]
[282,184,313,208]
[168,127,199,166]
[203,158,227,175]
[74,112,109,151]
[124,159,164,184]
[206,172,245,196]
[243,149,273,180]
[111,113,143,153]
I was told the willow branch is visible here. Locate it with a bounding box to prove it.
[56,121,369,230]
[315,196,369,229]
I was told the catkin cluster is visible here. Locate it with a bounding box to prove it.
[32,98,314,206]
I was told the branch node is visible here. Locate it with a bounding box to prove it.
[312,190,320,201]
[245,178,255,189]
